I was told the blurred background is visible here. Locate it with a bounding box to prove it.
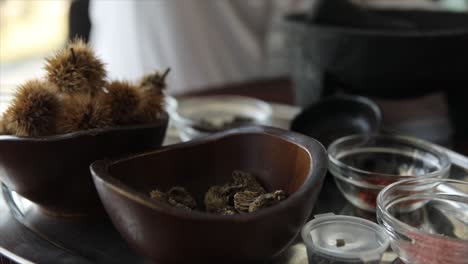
[2,0,467,94]
[1,0,70,112]
[1,0,468,151]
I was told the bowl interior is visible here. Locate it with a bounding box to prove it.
[108,132,311,208]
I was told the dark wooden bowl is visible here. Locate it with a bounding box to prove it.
[91,126,327,263]
[0,112,168,216]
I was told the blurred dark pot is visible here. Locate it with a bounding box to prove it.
[285,10,468,106]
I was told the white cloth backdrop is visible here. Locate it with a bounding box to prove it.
[89,0,312,95]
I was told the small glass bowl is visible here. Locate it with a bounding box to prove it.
[328,134,451,211]
[302,213,390,263]
[377,179,468,264]
[169,95,272,141]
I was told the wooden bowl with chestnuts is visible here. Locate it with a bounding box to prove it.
[0,120,168,216]
[91,126,328,263]
[0,39,170,216]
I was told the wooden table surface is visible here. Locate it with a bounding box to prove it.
[187,77,467,156]
[185,77,295,105]
[1,77,467,263]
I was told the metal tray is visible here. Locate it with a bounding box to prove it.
[1,103,467,264]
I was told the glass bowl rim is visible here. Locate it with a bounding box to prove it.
[301,214,390,261]
[327,134,451,179]
[168,95,273,129]
[377,178,468,243]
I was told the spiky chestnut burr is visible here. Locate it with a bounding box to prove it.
[1,80,59,137]
[135,68,169,123]
[56,94,113,133]
[139,68,170,92]
[0,119,6,135]
[44,38,106,95]
[98,80,140,125]
[134,90,165,123]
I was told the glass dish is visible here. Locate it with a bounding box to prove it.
[169,95,272,141]
[377,178,468,264]
[328,134,451,211]
[301,213,389,263]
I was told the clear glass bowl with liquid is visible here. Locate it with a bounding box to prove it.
[328,134,451,211]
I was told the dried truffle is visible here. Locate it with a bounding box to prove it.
[248,190,287,213]
[56,94,113,133]
[2,80,59,136]
[44,38,106,95]
[99,81,140,125]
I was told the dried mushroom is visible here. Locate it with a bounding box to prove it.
[231,170,266,194]
[149,170,287,215]
[204,186,230,213]
[166,187,197,210]
[248,190,287,213]
[149,187,196,211]
[204,171,285,215]
[233,191,261,212]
